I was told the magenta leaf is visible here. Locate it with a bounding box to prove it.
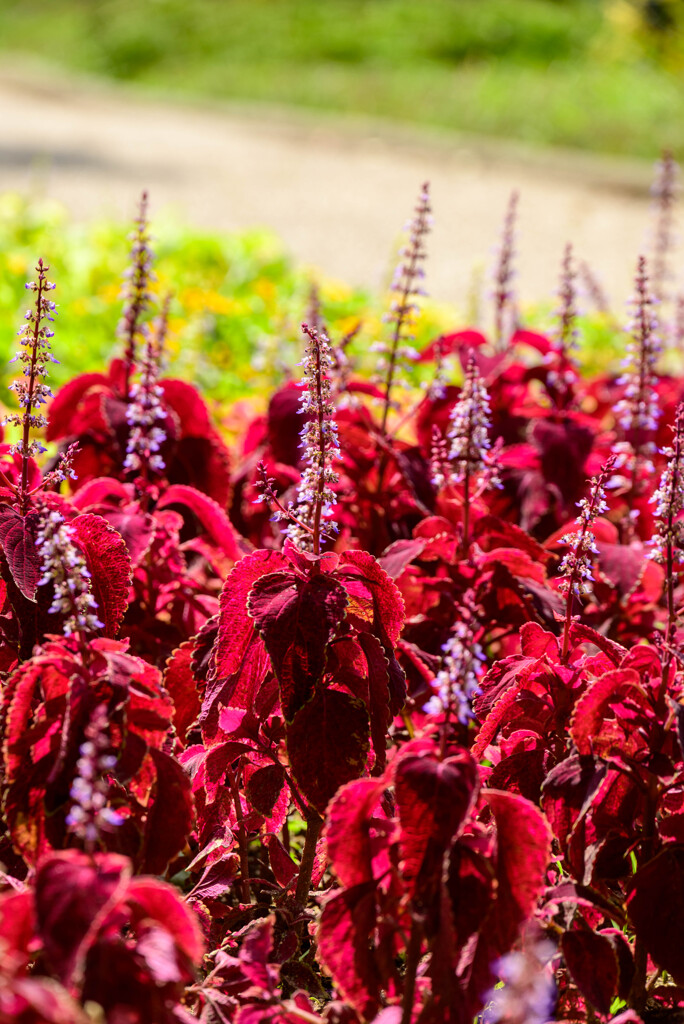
[34,850,131,988]
[317,882,382,1019]
[0,506,41,600]
[326,777,386,888]
[484,789,552,952]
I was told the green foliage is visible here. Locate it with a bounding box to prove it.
[0,194,454,409]
[1,0,683,158]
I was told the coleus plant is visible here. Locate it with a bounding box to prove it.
[2,162,684,1024]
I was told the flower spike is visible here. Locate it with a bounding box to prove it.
[614,255,661,485]
[376,182,432,434]
[119,191,155,400]
[4,259,57,512]
[558,454,617,662]
[286,323,340,554]
[36,508,104,637]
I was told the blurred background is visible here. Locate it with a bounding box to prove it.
[0,0,683,325]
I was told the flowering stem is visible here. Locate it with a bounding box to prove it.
[560,456,616,665]
[308,326,327,556]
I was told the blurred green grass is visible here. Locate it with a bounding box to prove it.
[0,0,683,159]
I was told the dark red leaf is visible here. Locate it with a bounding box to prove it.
[248,570,348,721]
[264,834,297,888]
[562,929,618,1015]
[395,749,479,901]
[317,882,382,1019]
[484,789,552,952]
[245,763,286,817]
[0,507,41,600]
[287,689,370,813]
[627,845,684,985]
[141,749,194,874]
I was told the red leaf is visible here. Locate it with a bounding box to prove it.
[141,749,194,874]
[287,689,370,813]
[378,539,426,580]
[204,550,289,736]
[326,778,386,888]
[34,850,131,988]
[264,834,298,888]
[519,622,559,660]
[0,507,41,600]
[0,977,91,1024]
[484,789,552,952]
[163,643,201,744]
[46,372,110,441]
[570,669,645,758]
[510,328,553,354]
[562,929,618,1015]
[70,513,132,638]
[246,763,287,817]
[317,882,382,1018]
[156,484,245,562]
[418,329,488,363]
[627,845,684,984]
[0,890,35,974]
[248,570,348,721]
[125,876,204,964]
[395,749,479,900]
[337,550,404,648]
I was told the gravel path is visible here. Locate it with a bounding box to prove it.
[0,68,661,312]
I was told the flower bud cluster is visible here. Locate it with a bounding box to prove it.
[491,190,519,349]
[124,326,167,475]
[376,183,431,426]
[286,324,340,551]
[448,357,499,487]
[424,619,486,724]
[429,426,451,490]
[485,941,557,1024]
[650,405,684,564]
[557,461,613,598]
[650,150,679,306]
[3,260,57,459]
[36,509,104,636]
[614,256,661,473]
[66,704,123,846]
[119,192,155,393]
[545,243,579,392]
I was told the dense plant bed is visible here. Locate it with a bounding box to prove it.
[0,168,683,1024]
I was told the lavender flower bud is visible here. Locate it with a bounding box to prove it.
[36,509,104,636]
[286,324,340,552]
[424,619,486,724]
[66,704,123,847]
[448,356,498,487]
[614,256,661,475]
[3,259,57,463]
[377,183,432,433]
